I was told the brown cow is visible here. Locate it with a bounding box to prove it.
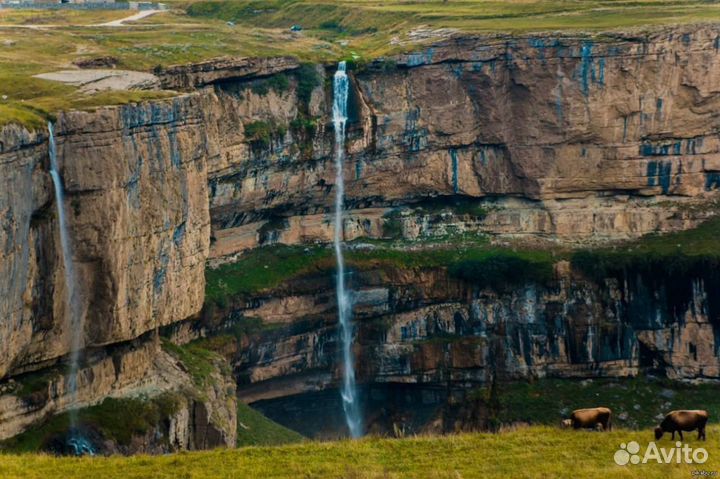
[654,410,708,441]
[573,407,612,431]
[563,407,613,431]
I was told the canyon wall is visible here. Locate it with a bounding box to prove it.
[2,24,720,440]
[228,260,720,401]
[201,257,717,437]
[208,26,720,255]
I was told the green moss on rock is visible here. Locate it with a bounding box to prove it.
[243,120,288,149]
[448,253,554,291]
[162,340,221,389]
[13,368,62,408]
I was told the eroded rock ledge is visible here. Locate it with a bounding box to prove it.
[156,56,300,90]
[0,333,236,452]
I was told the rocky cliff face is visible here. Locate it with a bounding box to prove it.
[0,334,237,452]
[207,26,720,256]
[200,25,720,436]
[227,259,720,397]
[0,125,52,380]
[2,25,720,442]
[0,97,211,380]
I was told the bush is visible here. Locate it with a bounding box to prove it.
[251,74,290,96]
[289,116,317,136]
[290,116,318,159]
[14,369,60,408]
[319,20,343,32]
[448,253,553,290]
[412,197,488,219]
[244,120,287,149]
[382,212,403,239]
[452,203,489,218]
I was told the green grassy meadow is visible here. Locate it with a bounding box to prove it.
[1,425,719,478]
[186,0,720,39]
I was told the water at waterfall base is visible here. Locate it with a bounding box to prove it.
[41,425,98,456]
[64,428,96,457]
[48,123,93,456]
[332,61,363,438]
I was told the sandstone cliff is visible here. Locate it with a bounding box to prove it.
[207,26,720,255]
[0,97,212,380]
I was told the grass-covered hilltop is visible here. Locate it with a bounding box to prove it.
[3,0,720,128]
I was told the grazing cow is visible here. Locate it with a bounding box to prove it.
[563,407,613,431]
[654,410,708,441]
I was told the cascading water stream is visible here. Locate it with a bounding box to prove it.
[332,61,362,438]
[48,122,93,456]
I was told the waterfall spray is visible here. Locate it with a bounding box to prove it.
[332,61,362,438]
[48,122,93,455]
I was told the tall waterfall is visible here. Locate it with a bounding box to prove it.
[332,61,362,438]
[48,123,92,455]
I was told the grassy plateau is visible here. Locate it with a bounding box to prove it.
[3,0,720,127]
[1,425,719,478]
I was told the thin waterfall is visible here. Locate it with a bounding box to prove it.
[48,122,93,455]
[332,61,362,438]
